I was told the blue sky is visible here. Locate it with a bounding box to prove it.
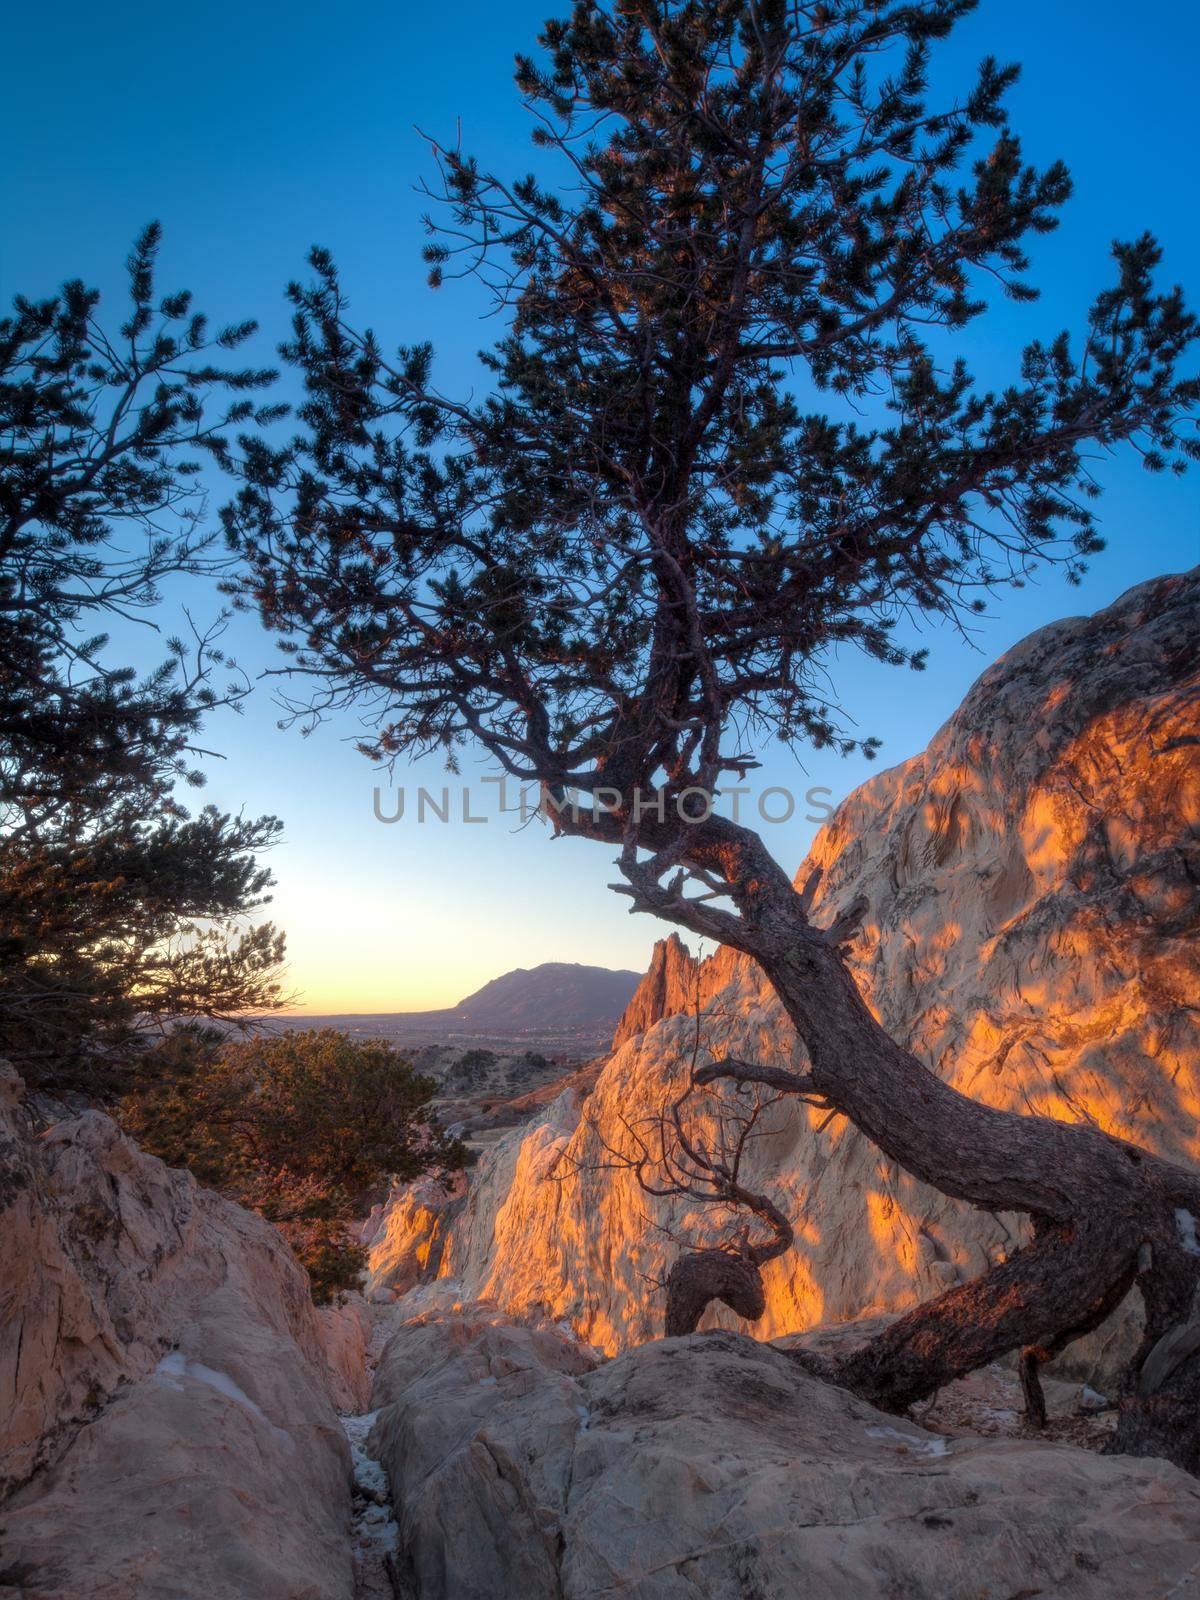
[4,1,1197,1010]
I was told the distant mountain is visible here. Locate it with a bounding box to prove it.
[430,962,642,1032]
[267,961,643,1053]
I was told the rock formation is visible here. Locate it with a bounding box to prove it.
[370,570,1200,1375]
[0,1061,355,1599]
[317,1293,374,1414]
[362,1173,467,1302]
[610,933,700,1049]
[610,933,751,1052]
[365,1298,1200,1599]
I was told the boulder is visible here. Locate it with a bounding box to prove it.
[368,1306,1200,1600]
[368,1302,598,1599]
[317,1292,374,1412]
[0,1066,354,1600]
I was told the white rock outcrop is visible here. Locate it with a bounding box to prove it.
[0,1063,354,1600]
[361,1172,467,1303]
[368,1302,1200,1600]
[374,570,1200,1371]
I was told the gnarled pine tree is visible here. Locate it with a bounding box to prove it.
[226,1,1200,1468]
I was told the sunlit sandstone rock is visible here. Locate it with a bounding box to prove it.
[361,1172,467,1302]
[372,569,1200,1375]
[0,1064,354,1600]
[611,931,711,1048]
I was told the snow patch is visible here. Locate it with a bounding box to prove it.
[342,1406,400,1579]
[154,1352,267,1422]
[866,1425,950,1457]
[1174,1209,1200,1257]
[153,1351,297,1452]
[342,1409,390,1502]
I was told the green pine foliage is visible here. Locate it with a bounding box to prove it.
[0,227,289,1089]
[226,0,1197,814]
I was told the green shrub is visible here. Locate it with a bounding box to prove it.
[121,1025,467,1302]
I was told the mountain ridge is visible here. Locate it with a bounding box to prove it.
[433,961,642,1029]
[269,960,643,1052]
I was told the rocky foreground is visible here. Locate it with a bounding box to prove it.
[2,1043,1200,1599]
[4,1055,1199,1600]
[0,1060,359,1598]
[366,1296,1200,1600]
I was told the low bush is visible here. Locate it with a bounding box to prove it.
[120,1025,468,1301]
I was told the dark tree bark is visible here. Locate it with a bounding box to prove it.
[618,808,1200,1472]
[666,1248,768,1337]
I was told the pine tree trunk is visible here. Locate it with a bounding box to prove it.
[612,807,1200,1473]
[572,795,1200,1470]
[752,918,1200,1473]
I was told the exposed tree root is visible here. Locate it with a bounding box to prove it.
[665,1248,767,1338]
[830,1222,1136,1414]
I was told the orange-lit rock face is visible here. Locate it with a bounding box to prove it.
[363,1172,466,1300]
[609,933,738,1049]
[371,570,1200,1372]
